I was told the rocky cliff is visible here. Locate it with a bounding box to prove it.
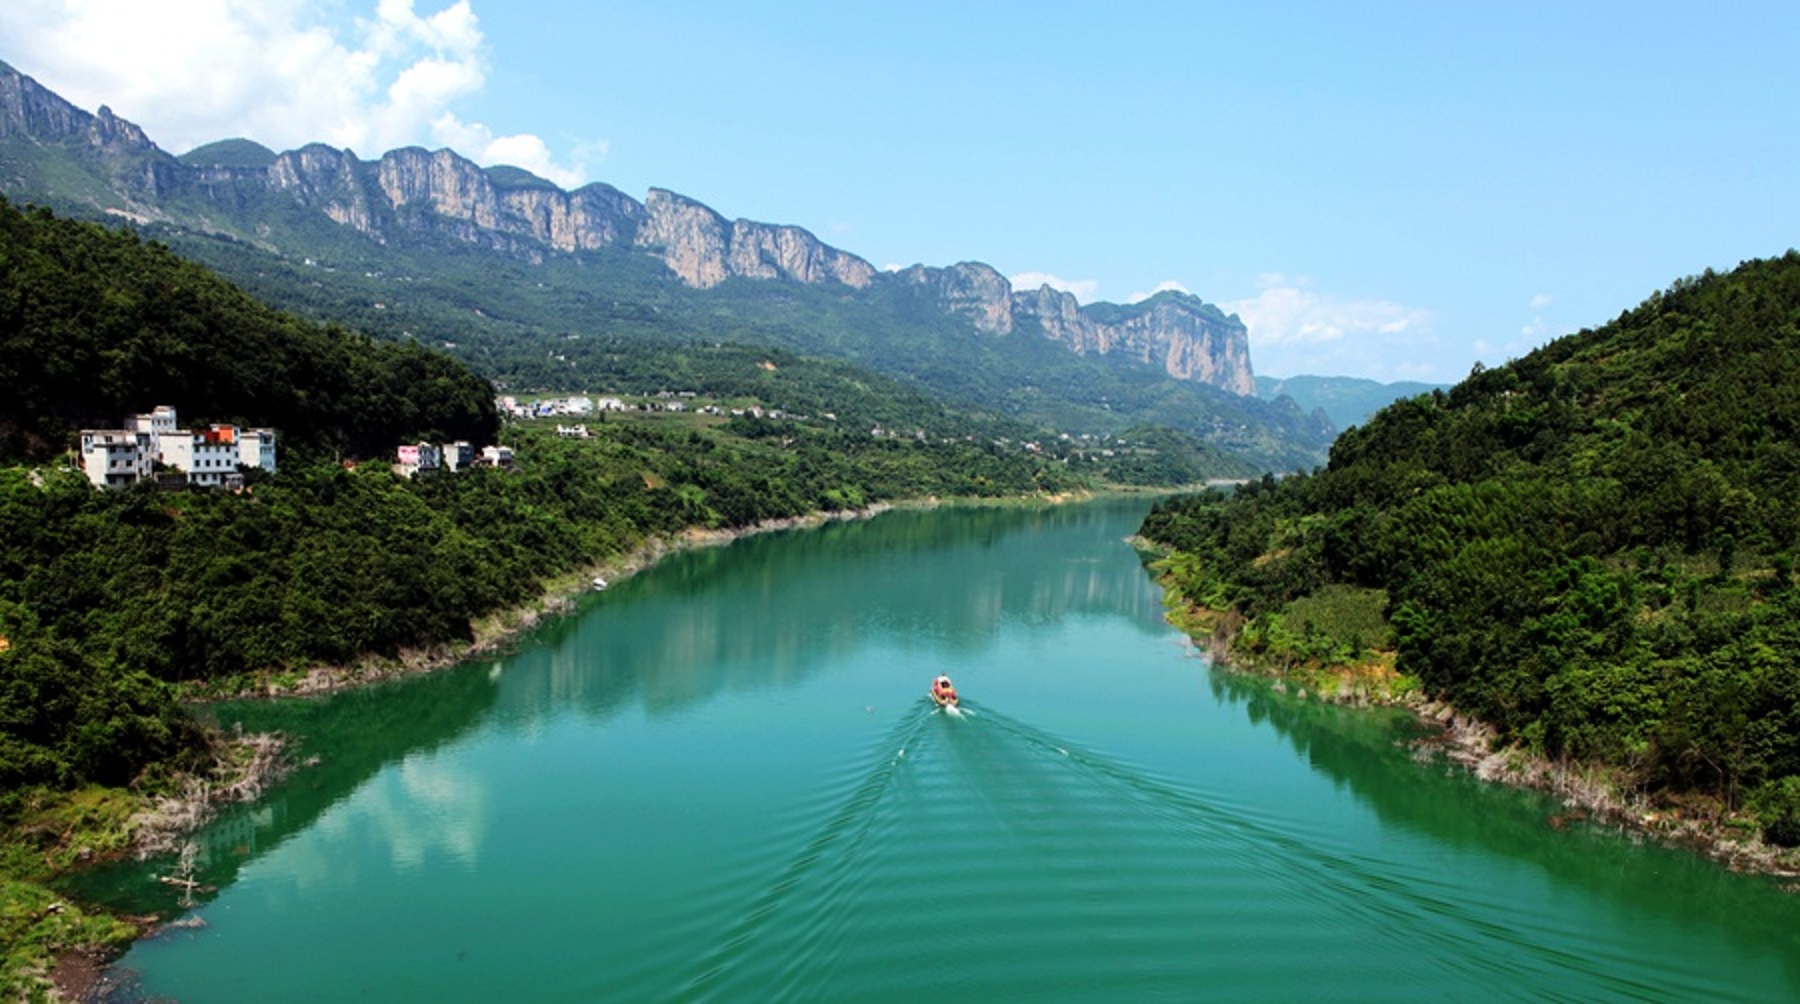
[1020,286,1256,395]
[635,188,874,289]
[0,63,152,152]
[898,265,1255,394]
[895,262,1016,335]
[0,58,1253,397]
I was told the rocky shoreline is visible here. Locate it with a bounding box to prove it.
[1405,699,1800,885]
[1159,584,1800,888]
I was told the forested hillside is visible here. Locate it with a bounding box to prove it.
[1142,253,1800,844]
[0,198,1131,989]
[0,197,497,463]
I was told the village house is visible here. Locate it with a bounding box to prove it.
[442,440,475,471]
[481,445,515,467]
[78,406,277,489]
[394,442,443,478]
[393,440,481,477]
[79,429,153,489]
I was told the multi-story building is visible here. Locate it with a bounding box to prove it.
[159,425,243,488]
[77,407,278,489]
[395,442,443,478]
[443,441,475,471]
[239,427,278,473]
[129,405,179,439]
[481,444,515,467]
[79,429,153,489]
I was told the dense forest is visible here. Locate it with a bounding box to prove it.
[1141,253,1800,845]
[0,417,1086,808]
[0,196,498,463]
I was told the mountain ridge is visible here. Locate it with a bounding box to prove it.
[0,58,1328,468]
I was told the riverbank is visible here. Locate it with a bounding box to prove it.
[22,490,1128,997]
[1151,568,1800,888]
[6,728,294,1001]
[181,502,916,702]
[185,490,1128,702]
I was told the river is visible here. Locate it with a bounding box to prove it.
[78,498,1800,1001]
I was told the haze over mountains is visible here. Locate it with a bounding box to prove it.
[0,58,1431,469]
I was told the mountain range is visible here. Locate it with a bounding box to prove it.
[0,59,1339,469]
[1254,375,1446,433]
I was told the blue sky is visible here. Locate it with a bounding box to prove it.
[4,1,1797,383]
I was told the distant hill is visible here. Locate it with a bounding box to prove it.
[0,59,1332,472]
[1255,374,1446,433]
[179,137,276,168]
[1143,253,1800,839]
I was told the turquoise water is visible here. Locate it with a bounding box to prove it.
[83,499,1800,1001]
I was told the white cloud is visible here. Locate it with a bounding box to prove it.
[1529,292,1553,309]
[432,115,590,188]
[1010,271,1099,302]
[0,0,596,184]
[1125,280,1191,303]
[1225,277,1442,381]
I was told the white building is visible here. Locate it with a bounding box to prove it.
[128,405,179,439]
[159,425,243,488]
[78,406,278,489]
[239,428,278,473]
[79,430,153,489]
[443,441,475,471]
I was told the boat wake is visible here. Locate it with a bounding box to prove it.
[676,699,1638,1001]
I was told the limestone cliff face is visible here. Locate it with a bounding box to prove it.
[0,62,88,141]
[0,61,154,154]
[0,60,174,200]
[269,144,378,232]
[1082,291,1255,394]
[895,262,1016,335]
[885,266,1253,394]
[635,189,729,286]
[1012,283,1084,340]
[1012,285,1255,395]
[637,189,873,289]
[373,148,643,251]
[0,59,1256,396]
[728,218,874,287]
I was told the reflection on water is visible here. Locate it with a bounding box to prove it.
[78,497,1800,1002]
[73,501,1164,916]
[66,658,505,916]
[1205,667,1800,995]
[495,501,1171,725]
